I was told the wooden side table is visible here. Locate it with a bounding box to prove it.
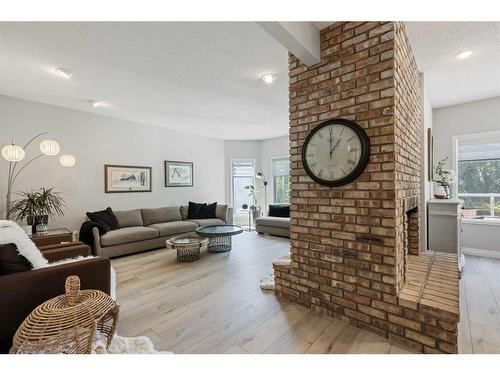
[29,228,73,247]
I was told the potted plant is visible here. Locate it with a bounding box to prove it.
[9,187,66,233]
[433,157,455,199]
[243,184,261,225]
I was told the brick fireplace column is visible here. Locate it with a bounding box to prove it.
[274,22,460,353]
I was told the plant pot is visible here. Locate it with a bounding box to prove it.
[251,208,261,226]
[433,184,450,200]
[28,215,49,234]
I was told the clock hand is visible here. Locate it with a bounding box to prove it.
[331,128,345,154]
[329,128,334,158]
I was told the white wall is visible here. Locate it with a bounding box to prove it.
[433,96,500,254]
[433,96,500,168]
[0,96,226,231]
[224,136,289,209]
[462,221,500,254]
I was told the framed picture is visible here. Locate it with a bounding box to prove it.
[427,128,434,181]
[165,160,193,187]
[105,165,152,193]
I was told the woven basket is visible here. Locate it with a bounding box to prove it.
[10,275,119,354]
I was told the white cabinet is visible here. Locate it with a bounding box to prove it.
[427,199,465,274]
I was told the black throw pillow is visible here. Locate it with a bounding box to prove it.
[86,207,119,232]
[0,243,32,275]
[187,202,217,219]
[268,204,290,218]
[206,202,217,218]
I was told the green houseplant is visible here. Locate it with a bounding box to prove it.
[9,187,66,233]
[243,184,261,228]
[434,157,456,199]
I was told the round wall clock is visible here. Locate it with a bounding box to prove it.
[301,118,370,187]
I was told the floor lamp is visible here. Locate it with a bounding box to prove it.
[256,172,267,215]
[1,132,76,220]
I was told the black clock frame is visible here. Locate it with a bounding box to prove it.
[301,118,370,187]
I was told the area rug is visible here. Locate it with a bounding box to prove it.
[93,333,172,354]
[259,274,275,290]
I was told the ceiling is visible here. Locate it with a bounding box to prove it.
[405,22,500,108]
[0,22,289,140]
[1,22,499,141]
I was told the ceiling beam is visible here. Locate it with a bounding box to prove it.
[257,22,321,66]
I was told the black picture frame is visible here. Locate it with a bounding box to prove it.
[164,160,193,187]
[104,164,152,193]
[301,118,370,187]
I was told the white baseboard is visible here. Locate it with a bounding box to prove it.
[462,247,500,260]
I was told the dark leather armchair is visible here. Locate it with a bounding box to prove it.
[0,242,111,353]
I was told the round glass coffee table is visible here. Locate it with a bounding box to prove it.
[195,225,243,253]
[166,235,208,262]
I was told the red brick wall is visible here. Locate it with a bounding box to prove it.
[393,22,422,291]
[288,21,403,313]
[275,22,459,353]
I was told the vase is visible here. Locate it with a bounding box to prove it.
[251,207,261,226]
[29,215,49,234]
[434,184,450,199]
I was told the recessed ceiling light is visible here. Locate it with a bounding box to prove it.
[87,100,104,108]
[261,73,277,84]
[454,50,474,60]
[54,67,75,79]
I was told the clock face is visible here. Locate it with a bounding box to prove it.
[302,119,370,186]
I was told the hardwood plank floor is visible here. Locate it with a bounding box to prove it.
[459,255,500,353]
[112,232,500,354]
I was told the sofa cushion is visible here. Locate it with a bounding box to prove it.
[255,216,290,229]
[180,205,189,220]
[215,204,228,222]
[0,243,32,275]
[187,202,217,219]
[114,209,144,228]
[86,207,119,232]
[148,221,198,237]
[187,218,225,227]
[268,204,290,218]
[100,227,158,247]
[141,207,182,226]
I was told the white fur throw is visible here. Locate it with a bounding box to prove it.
[0,220,48,268]
[39,255,95,268]
[93,332,171,354]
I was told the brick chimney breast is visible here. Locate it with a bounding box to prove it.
[274,22,460,354]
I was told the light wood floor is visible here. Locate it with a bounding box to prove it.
[459,255,500,353]
[112,232,500,354]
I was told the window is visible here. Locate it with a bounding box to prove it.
[231,159,255,225]
[272,156,291,204]
[456,133,500,220]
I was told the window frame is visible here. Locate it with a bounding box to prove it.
[452,130,500,225]
[230,158,256,209]
[271,155,291,204]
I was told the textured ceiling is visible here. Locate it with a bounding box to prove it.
[0,22,289,140]
[1,22,499,141]
[405,22,500,108]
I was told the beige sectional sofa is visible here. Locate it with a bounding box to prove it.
[255,216,290,238]
[92,204,229,258]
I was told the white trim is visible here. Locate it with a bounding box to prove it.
[428,211,460,217]
[463,218,500,227]
[462,246,500,260]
